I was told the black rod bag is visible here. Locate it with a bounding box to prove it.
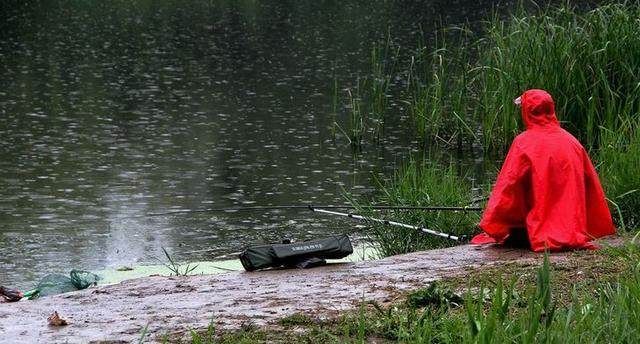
[239,234,353,271]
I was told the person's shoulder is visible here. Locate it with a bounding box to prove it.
[559,127,579,139]
[558,128,586,147]
[513,131,529,143]
[512,131,535,148]
[512,128,560,152]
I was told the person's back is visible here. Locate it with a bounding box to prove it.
[472,89,615,251]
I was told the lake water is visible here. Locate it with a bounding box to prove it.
[0,1,512,289]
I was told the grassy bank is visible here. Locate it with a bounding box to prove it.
[346,2,640,255]
[358,160,481,257]
[174,240,640,343]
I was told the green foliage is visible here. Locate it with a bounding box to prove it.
[359,247,640,344]
[404,2,640,154]
[138,323,149,344]
[476,3,640,152]
[406,282,463,309]
[339,299,466,343]
[363,159,480,257]
[356,300,366,343]
[159,247,199,277]
[189,322,216,344]
[599,118,640,228]
[279,313,315,327]
[465,254,555,344]
[335,80,365,148]
[335,34,399,148]
[369,33,400,141]
[407,27,475,149]
[330,68,339,140]
[460,248,640,344]
[347,85,365,148]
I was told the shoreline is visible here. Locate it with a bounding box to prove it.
[1,239,622,343]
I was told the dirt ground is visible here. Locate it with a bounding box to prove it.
[0,240,621,343]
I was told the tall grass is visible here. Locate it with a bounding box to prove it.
[335,79,366,148]
[330,65,339,141]
[362,159,480,257]
[408,27,476,150]
[157,247,199,276]
[399,3,640,153]
[599,118,640,228]
[369,34,400,141]
[339,2,640,155]
[336,35,399,147]
[474,3,640,152]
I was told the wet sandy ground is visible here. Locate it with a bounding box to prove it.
[0,243,595,343]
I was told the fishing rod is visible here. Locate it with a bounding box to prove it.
[308,206,468,242]
[178,205,470,255]
[147,204,482,217]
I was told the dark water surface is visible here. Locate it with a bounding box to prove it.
[0,0,510,288]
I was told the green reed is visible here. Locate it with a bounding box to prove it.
[361,159,480,257]
[336,33,400,146]
[369,34,400,141]
[392,2,640,155]
[158,247,199,277]
[331,67,339,141]
[347,80,365,148]
[407,27,474,149]
[335,78,366,148]
[462,247,640,344]
[599,117,640,228]
[337,3,640,155]
[474,3,640,153]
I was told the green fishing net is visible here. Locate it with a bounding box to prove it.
[24,269,100,299]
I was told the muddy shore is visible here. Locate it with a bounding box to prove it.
[0,242,613,343]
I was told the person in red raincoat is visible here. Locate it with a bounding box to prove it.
[471,89,616,251]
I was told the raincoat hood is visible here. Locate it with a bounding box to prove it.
[520,89,559,129]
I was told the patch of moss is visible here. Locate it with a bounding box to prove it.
[405,282,463,309]
[279,313,316,327]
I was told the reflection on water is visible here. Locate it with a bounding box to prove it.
[0,0,504,288]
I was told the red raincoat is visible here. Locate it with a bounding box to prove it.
[471,89,615,251]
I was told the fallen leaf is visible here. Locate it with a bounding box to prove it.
[47,311,69,326]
